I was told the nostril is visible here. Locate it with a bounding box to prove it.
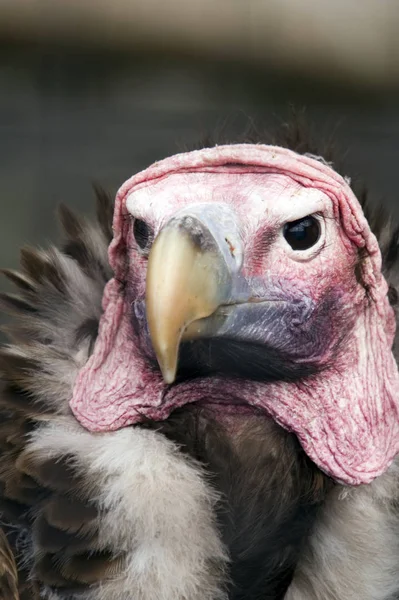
[168,215,216,252]
[133,219,153,253]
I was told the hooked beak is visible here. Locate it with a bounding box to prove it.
[146,205,244,383]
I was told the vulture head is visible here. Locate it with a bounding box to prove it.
[71,144,399,486]
[1,131,399,600]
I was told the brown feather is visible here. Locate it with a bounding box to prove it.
[58,204,85,240]
[93,184,114,243]
[0,528,19,600]
[43,495,98,535]
[0,270,35,293]
[13,444,125,589]
[35,550,123,586]
[0,188,121,595]
[19,248,49,285]
[0,294,36,316]
[0,385,49,420]
[33,515,98,555]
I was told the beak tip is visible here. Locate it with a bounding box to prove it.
[161,366,176,385]
[153,343,178,384]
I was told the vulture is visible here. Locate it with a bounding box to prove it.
[1,125,399,600]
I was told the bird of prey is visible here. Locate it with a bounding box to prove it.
[1,126,399,600]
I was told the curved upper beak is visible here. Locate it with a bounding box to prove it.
[145,205,245,383]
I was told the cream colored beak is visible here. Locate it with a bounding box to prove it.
[146,217,233,384]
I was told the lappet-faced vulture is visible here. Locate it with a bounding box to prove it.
[1,127,399,600]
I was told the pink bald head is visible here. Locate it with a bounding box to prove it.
[70,144,399,485]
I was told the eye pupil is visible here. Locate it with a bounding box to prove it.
[133,219,152,251]
[283,216,320,251]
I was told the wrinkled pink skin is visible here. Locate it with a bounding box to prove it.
[70,146,399,486]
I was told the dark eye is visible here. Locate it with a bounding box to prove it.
[283,216,321,251]
[133,219,153,252]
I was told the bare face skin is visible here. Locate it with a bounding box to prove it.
[70,145,399,486]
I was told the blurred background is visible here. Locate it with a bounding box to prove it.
[0,0,399,274]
